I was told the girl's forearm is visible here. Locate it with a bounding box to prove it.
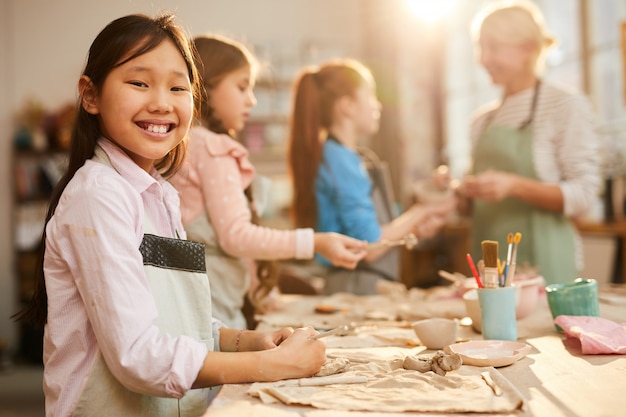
[364,208,420,262]
[192,350,265,387]
[219,327,244,352]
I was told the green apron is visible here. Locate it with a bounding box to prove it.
[471,82,577,284]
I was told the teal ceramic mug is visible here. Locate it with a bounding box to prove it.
[545,278,600,331]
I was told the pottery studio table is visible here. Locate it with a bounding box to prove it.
[203,284,626,417]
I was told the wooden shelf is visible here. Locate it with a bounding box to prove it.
[401,218,471,288]
[12,146,67,362]
[576,220,626,283]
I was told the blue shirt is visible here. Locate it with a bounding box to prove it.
[315,139,381,264]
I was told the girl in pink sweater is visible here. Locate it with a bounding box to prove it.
[169,35,367,329]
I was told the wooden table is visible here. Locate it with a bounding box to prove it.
[204,285,626,417]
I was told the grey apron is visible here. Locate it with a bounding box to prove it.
[73,146,214,416]
[184,212,248,329]
[323,146,399,295]
[471,81,578,284]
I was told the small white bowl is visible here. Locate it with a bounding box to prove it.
[412,318,459,349]
[458,277,479,296]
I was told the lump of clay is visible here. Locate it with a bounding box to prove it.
[403,351,462,376]
[315,357,351,377]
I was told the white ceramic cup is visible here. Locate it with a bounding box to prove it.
[463,289,482,333]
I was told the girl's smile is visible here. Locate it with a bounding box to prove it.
[136,121,175,135]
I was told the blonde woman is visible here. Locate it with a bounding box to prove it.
[459,1,601,284]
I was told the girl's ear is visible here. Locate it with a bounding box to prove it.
[335,95,355,119]
[78,75,99,115]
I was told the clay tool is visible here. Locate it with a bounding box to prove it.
[481,240,499,288]
[505,232,522,286]
[481,371,503,396]
[466,253,483,288]
[367,233,418,250]
[437,270,465,286]
[309,324,350,340]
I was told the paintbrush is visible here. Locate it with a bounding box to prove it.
[481,240,499,288]
[497,258,505,287]
[505,232,522,286]
[503,232,513,280]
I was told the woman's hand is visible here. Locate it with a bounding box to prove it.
[431,164,452,190]
[408,199,457,239]
[462,169,515,202]
[314,233,367,269]
[412,212,447,239]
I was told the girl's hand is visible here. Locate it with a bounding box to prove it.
[240,327,295,351]
[462,169,515,202]
[199,327,326,386]
[258,327,326,380]
[315,233,367,269]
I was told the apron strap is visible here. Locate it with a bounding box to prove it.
[482,79,542,133]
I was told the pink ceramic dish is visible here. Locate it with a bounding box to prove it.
[512,275,545,319]
[444,340,532,367]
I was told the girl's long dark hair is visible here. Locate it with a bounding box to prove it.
[192,35,279,309]
[288,59,373,229]
[13,13,201,328]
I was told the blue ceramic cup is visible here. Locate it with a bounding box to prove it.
[545,278,599,331]
[477,286,517,341]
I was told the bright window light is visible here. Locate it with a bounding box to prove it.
[406,0,458,21]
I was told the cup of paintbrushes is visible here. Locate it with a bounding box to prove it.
[478,286,518,341]
[478,239,517,340]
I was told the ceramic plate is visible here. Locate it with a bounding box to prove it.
[444,340,532,367]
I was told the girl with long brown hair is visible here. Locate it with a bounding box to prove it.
[169,35,366,329]
[289,59,455,295]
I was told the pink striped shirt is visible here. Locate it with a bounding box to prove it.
[43,138,212,416]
